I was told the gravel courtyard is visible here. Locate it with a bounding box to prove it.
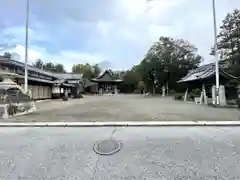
[6,94,240,122]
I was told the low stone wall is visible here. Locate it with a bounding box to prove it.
[0,101,36,119]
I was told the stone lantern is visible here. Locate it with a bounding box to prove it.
[0,71,36,118]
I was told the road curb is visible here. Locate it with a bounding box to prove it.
[0,121,240,127]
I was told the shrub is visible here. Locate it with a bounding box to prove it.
[191,88,201,97]
[7,104,17,116]
[174,94,183,100]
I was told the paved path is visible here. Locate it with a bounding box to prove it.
[0,127,240,179]
[5,94,240,122]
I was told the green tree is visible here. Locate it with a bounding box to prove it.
[92,64,101,77]
[33,60,66,73]
[212,9,240,77]
[119,37,202,94]
[121,66,142,93]
[33,59,44,69]
[72,63,96,79]
[43,62,55,72]
[3,52,11,59]
[214,9,240,61]
[141,36,202,92]
[54,63,66,73]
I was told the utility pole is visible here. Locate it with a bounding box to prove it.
[212,0,220,104]
[24,0,29,93]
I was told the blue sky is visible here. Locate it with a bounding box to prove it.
[0,0,239,72]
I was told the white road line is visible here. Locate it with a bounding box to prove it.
[0,121,240,127]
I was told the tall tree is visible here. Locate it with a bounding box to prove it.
[3,52,11,59]
[43,62,55,72]
[33,59,44,69]
[92,64,101,77]
[120,66,142,93]
[141,36,202,92]
[117,37,202,93]
[213,9,240,76]
[54,63,66,73]
[33,60,66,73]
[214,9,240,61]
[72,63,95,79]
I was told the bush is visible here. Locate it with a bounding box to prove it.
[7,104,17,115]
[174,94,183,100]
[190,88,201,97]
[236,98,240,108]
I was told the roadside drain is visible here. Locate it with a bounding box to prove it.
[93,139,121,155]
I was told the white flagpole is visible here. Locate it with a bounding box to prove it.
[24,0,29,93]
[212,0,220,104]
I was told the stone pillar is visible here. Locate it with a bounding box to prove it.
[162,86,165,97]
[219,85,227,106]
[114,86,118,95]
[200,87,204,104]
[28,89,32,99]
[184,88,188,101]
[202,84,208,105]
[212,85,216,105]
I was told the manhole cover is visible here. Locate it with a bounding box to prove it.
[93,139,121,155]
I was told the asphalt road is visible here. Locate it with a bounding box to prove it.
[7,95,240,122]
[0,127,240,179]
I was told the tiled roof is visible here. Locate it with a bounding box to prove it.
[0,57,56,78]
[94,69,123,82]
[91,78,123,82]
[18,75,54,84]
[52,73,83,80]
[0,70,54,84]
[178,60,239,83]
[96,69,114,79]
[0,56,82,79]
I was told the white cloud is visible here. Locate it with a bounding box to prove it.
[7,45,41,64]
[6,45,105,72]
[96,21,112,37]
[118,0,181,23]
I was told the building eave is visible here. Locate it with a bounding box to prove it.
[0,57,57,78]
[91,78,123,83]
[178,68,239,83]
[178,60,239,83]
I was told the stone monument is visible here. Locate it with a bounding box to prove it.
[219,85,227,106]
[212,85,216,105]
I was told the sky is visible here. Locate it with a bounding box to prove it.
[0,0,239,72]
